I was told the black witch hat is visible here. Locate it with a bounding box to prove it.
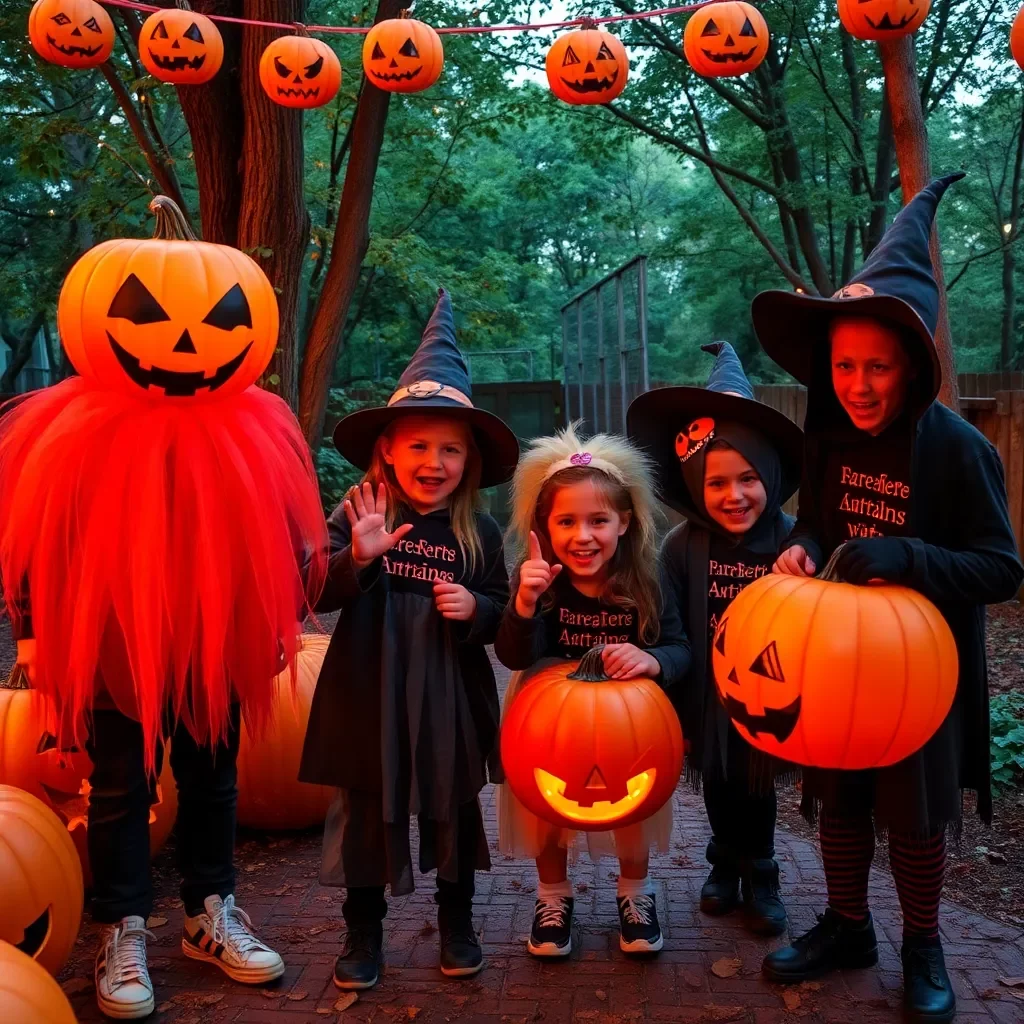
[332,288,520,487]
[751,172,964,405]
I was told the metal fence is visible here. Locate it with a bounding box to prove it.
[561,255,649,436]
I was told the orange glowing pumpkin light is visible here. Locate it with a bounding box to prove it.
[1012,6,1024,70]
[259,34,342,108]
[545,23,629,105]
[28,0,114,68]
[0,942,78,1024]
[837,0,931,40]
[362,12,444,93]
[139,3,224,85]
[683,1,769,78]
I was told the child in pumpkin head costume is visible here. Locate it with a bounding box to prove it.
[752,173,1024,1023]
[628,341,803,938]
[299,288,517,989]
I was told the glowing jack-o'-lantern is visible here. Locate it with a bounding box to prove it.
[362,13,444,93]
[57,195,279,400]
[0,786,83,977]
[675,416,716,462]
[711,546,958,769]
[0,942,78,1024]
[1011,6,1024,69]
[683,1,769,78]
[545,24,629,105]
[837,0,931,40]
[259,35,342,108]
[139,4,224,85]
[501,646,683,830]
[28,0,114,68]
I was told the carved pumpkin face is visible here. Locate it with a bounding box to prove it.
[683,1,769,78]
[57,197,278,400]
[546,27,629,105]
[0,943,78,1023]
[711,570,958,768]
[500,647,683,830]
[28,0,114,68]
[362,16,444,93]
[259,36,341,108]
[0,786,83,977]
[837,0,931,40]
[675,416,715,462]
[139,8,224,85]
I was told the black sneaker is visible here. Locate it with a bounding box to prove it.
[527,896,573,958]
[333,926,383,990]
[617,894,663,954]
[742,858,788,937]
[701,865,741,916]
[438,908,483,978]
[762,908,878,983]
[902,937,955,1023]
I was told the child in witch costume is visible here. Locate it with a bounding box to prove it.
[495,424,690,958]
[627,341,803,938]
[751,174,1024,1022]
[299,289,517,989]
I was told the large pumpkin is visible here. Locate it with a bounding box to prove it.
[259,35,341,108]
[683,1,769,78]
[545,25,628,105]
[837,0,931,40]
[1012,6,1024,70]
[363,13,444,93]
[236,634,334,829]
[28,0,114,68]
[139,4,224,85]
[0,785,83,977]
[501,646,683,830]
[58,195,278,400]
[0,942,77,1024]
[711,549,958,769]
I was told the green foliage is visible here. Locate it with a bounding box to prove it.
[991,692,1024,791]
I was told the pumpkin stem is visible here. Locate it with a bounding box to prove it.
[399,8,412,18]
[173,0,192,9]
[2,662,31,691]
[819,543,848,583]
[149,195,198,242]
[580,16,598,30]
[567,644,612,682]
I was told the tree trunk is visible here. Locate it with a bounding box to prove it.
[878,36,960,413]
[1003,99,1024,369]
[866,90,895,256]
[0,311,47,392]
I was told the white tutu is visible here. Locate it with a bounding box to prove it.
[497,663,673,864]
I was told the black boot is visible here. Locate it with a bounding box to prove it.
[333,925,383,990]
[438,906,483,978]
[742,858,787,937]
[700,840,740,916]
[761,908,878,983]
[902,937,955,1023]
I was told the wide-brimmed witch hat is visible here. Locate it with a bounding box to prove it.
[333,288,520,487]
[751,172,964,404]
[627,341,803,516]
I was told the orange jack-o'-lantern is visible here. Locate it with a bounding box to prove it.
[139,4,223,85]
[259,35,341,108]
[0,942,78,1023]
[28,0,114,68]
[711,547,958,768]
[545,24,628,105]
[683,1,769,77]
[1011,6,1024,69]
[0,786,83,977]
[837,0,931,40]
[501,647,683,830]
[362,13,444,93]
[675,416,716,462]
[57,195,278,400]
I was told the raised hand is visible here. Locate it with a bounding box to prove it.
[601,643,660,680]
[773,544,816,577]
[434,582,477,621]
[515,531,562,618]
[344,482,414,569]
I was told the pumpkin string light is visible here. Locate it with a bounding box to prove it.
[138,0,224,85]
[362,8,444,93]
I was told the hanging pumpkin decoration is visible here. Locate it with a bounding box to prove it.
[259,34,341,108]
[501,646,683,830]
[545,22,628,105]
[57,195,278,401]
[1012,6,1024,70]
[683,1,769,78]
[236,633,333,829]
[836,0,931,40]
[711,546,958,769]
[362,12,444,93]
[138,1,223,86]
[0,785,83,977]
[27,0,114,68]
[0,942,78,1024]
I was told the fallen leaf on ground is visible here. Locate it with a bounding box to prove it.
[309,925,328,936]
[595,990,607,1001]
[405,1009,421,1020]
[146,915,168,928]
[419,920,436,936]
[782,990,802,1011]
[981,989,1001,1000]
[799,981,822,992]
[999,977,1024,987]
[335,992,359,1012]
[60,978,94,996]
[157,1003,174,1012]
[711,957,742,978]
[288,990,308,1001]
[197,994,225,1006]
[259,989,279,999]
[1010,990,1024,1003]
[317,1011,332,1017]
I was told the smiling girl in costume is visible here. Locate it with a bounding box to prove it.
[495,424,690,959]
[299,288,517,990]
[628,341,803,939]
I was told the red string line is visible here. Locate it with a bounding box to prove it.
[97,0,727,35]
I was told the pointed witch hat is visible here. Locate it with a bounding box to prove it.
[332,288,520,487]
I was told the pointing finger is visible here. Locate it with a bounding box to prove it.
[529,531,542,562]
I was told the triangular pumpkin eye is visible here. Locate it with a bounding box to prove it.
[714,620,728,656]
[399,37,419,58]
[51,12,71,25]
[305,55,324,78]
[739,17,757,36]
[152,19,168,39]
[202,283,252,331]
[749,641,785,681]
[84,16,101,32]
[274,56,292,78]
[727,667,739,685]
[596,42,615,60]
[183,21,204,43]
[562,44,580,67]
[700,18,721,36]
[371,41,385,60]
[108,273,171,324]
[36,732,59,754]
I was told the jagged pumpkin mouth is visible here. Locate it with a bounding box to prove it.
[702,47,758,62]
[535,767,656,824]
[107,332,252,397]
[149,51,206,71]
[15,907,52,959]
[371,66,422,82]
[561,70,619,94]
[46,35,102,56]
[722,693,801,743]
[277,86,320,98]
[863,10,920,30]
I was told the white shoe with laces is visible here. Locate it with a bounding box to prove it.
[181,894,285,983]
[95,915,156,1020]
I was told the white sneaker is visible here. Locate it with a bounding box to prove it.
[95,915,156,1020]
[181,894,285,984]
